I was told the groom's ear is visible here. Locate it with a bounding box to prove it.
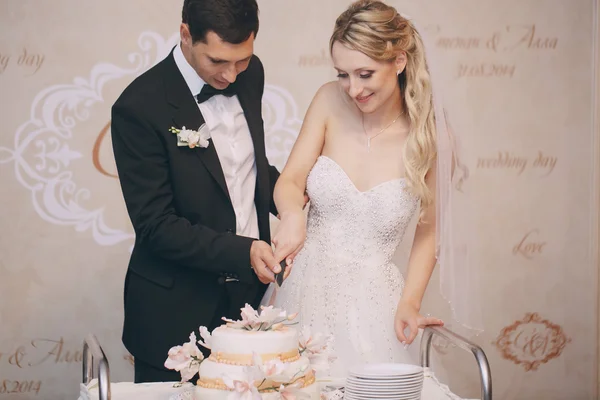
[395,51,407,74]
[180,23,192,46]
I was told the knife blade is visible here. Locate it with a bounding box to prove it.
[274,259,287,287]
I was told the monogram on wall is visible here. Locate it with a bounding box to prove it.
[493,313,571,372]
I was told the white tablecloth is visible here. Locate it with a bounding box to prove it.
[79,368,478,400]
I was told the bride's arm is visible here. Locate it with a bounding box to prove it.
[395,165,444,345]
[402,167,437,310]
[272,83,332,265]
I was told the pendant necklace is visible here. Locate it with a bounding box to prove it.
[362,111,404,152]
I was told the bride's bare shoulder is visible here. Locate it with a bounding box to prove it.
[311,81,344,104]
[310,81,353,116]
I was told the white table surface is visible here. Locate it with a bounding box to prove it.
[79,368,478,400]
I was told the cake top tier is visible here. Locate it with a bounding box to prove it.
[209,325,299,358]
[200,304,300,357]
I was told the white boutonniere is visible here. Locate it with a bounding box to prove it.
[169,124,211,148]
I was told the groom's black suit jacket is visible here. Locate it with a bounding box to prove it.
[111,48,278,369]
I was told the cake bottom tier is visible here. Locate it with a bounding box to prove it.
[194,382,320,400]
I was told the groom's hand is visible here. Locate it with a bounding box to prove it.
[250,240,281,284]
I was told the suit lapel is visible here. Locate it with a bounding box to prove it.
[236,81,269,213]
[163,51,231,203]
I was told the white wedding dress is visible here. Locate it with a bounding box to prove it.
[262,155,420,383]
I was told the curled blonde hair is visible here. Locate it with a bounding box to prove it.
[330,0,437,216]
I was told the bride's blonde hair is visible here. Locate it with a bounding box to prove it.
[330,0,437,215]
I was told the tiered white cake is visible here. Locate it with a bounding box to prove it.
[164,304,332,400]
[195,326,318,399]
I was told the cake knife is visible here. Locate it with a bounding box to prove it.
[274,259,287,287]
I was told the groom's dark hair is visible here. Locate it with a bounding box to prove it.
[182,0,259,44]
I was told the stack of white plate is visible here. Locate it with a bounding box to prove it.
[344,363,424,400]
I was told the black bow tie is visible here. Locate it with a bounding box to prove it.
[196,83,236,104]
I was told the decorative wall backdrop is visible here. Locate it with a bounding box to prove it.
[0,0,598,399]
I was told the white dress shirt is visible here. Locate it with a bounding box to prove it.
[173,44,259,240]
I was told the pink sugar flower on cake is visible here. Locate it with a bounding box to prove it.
[163,332,204,382]
[257,305,286,323]
[277,381,311,400]
[241,304,261,325]
[222,304,261,330]
[298,326,335,371]
[251,352,289,382]
[197,326,212,349]
[298,326,332,354]
[222,304,299,331]
[259,306,299,331]
[223,378,261,400]
[222,367,264,400]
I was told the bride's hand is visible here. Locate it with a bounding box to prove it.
[394,300,444,346]
[272,210,306,267]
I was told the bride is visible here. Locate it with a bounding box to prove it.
[262,0,480,382]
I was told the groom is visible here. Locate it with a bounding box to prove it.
[111,0,283,383]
